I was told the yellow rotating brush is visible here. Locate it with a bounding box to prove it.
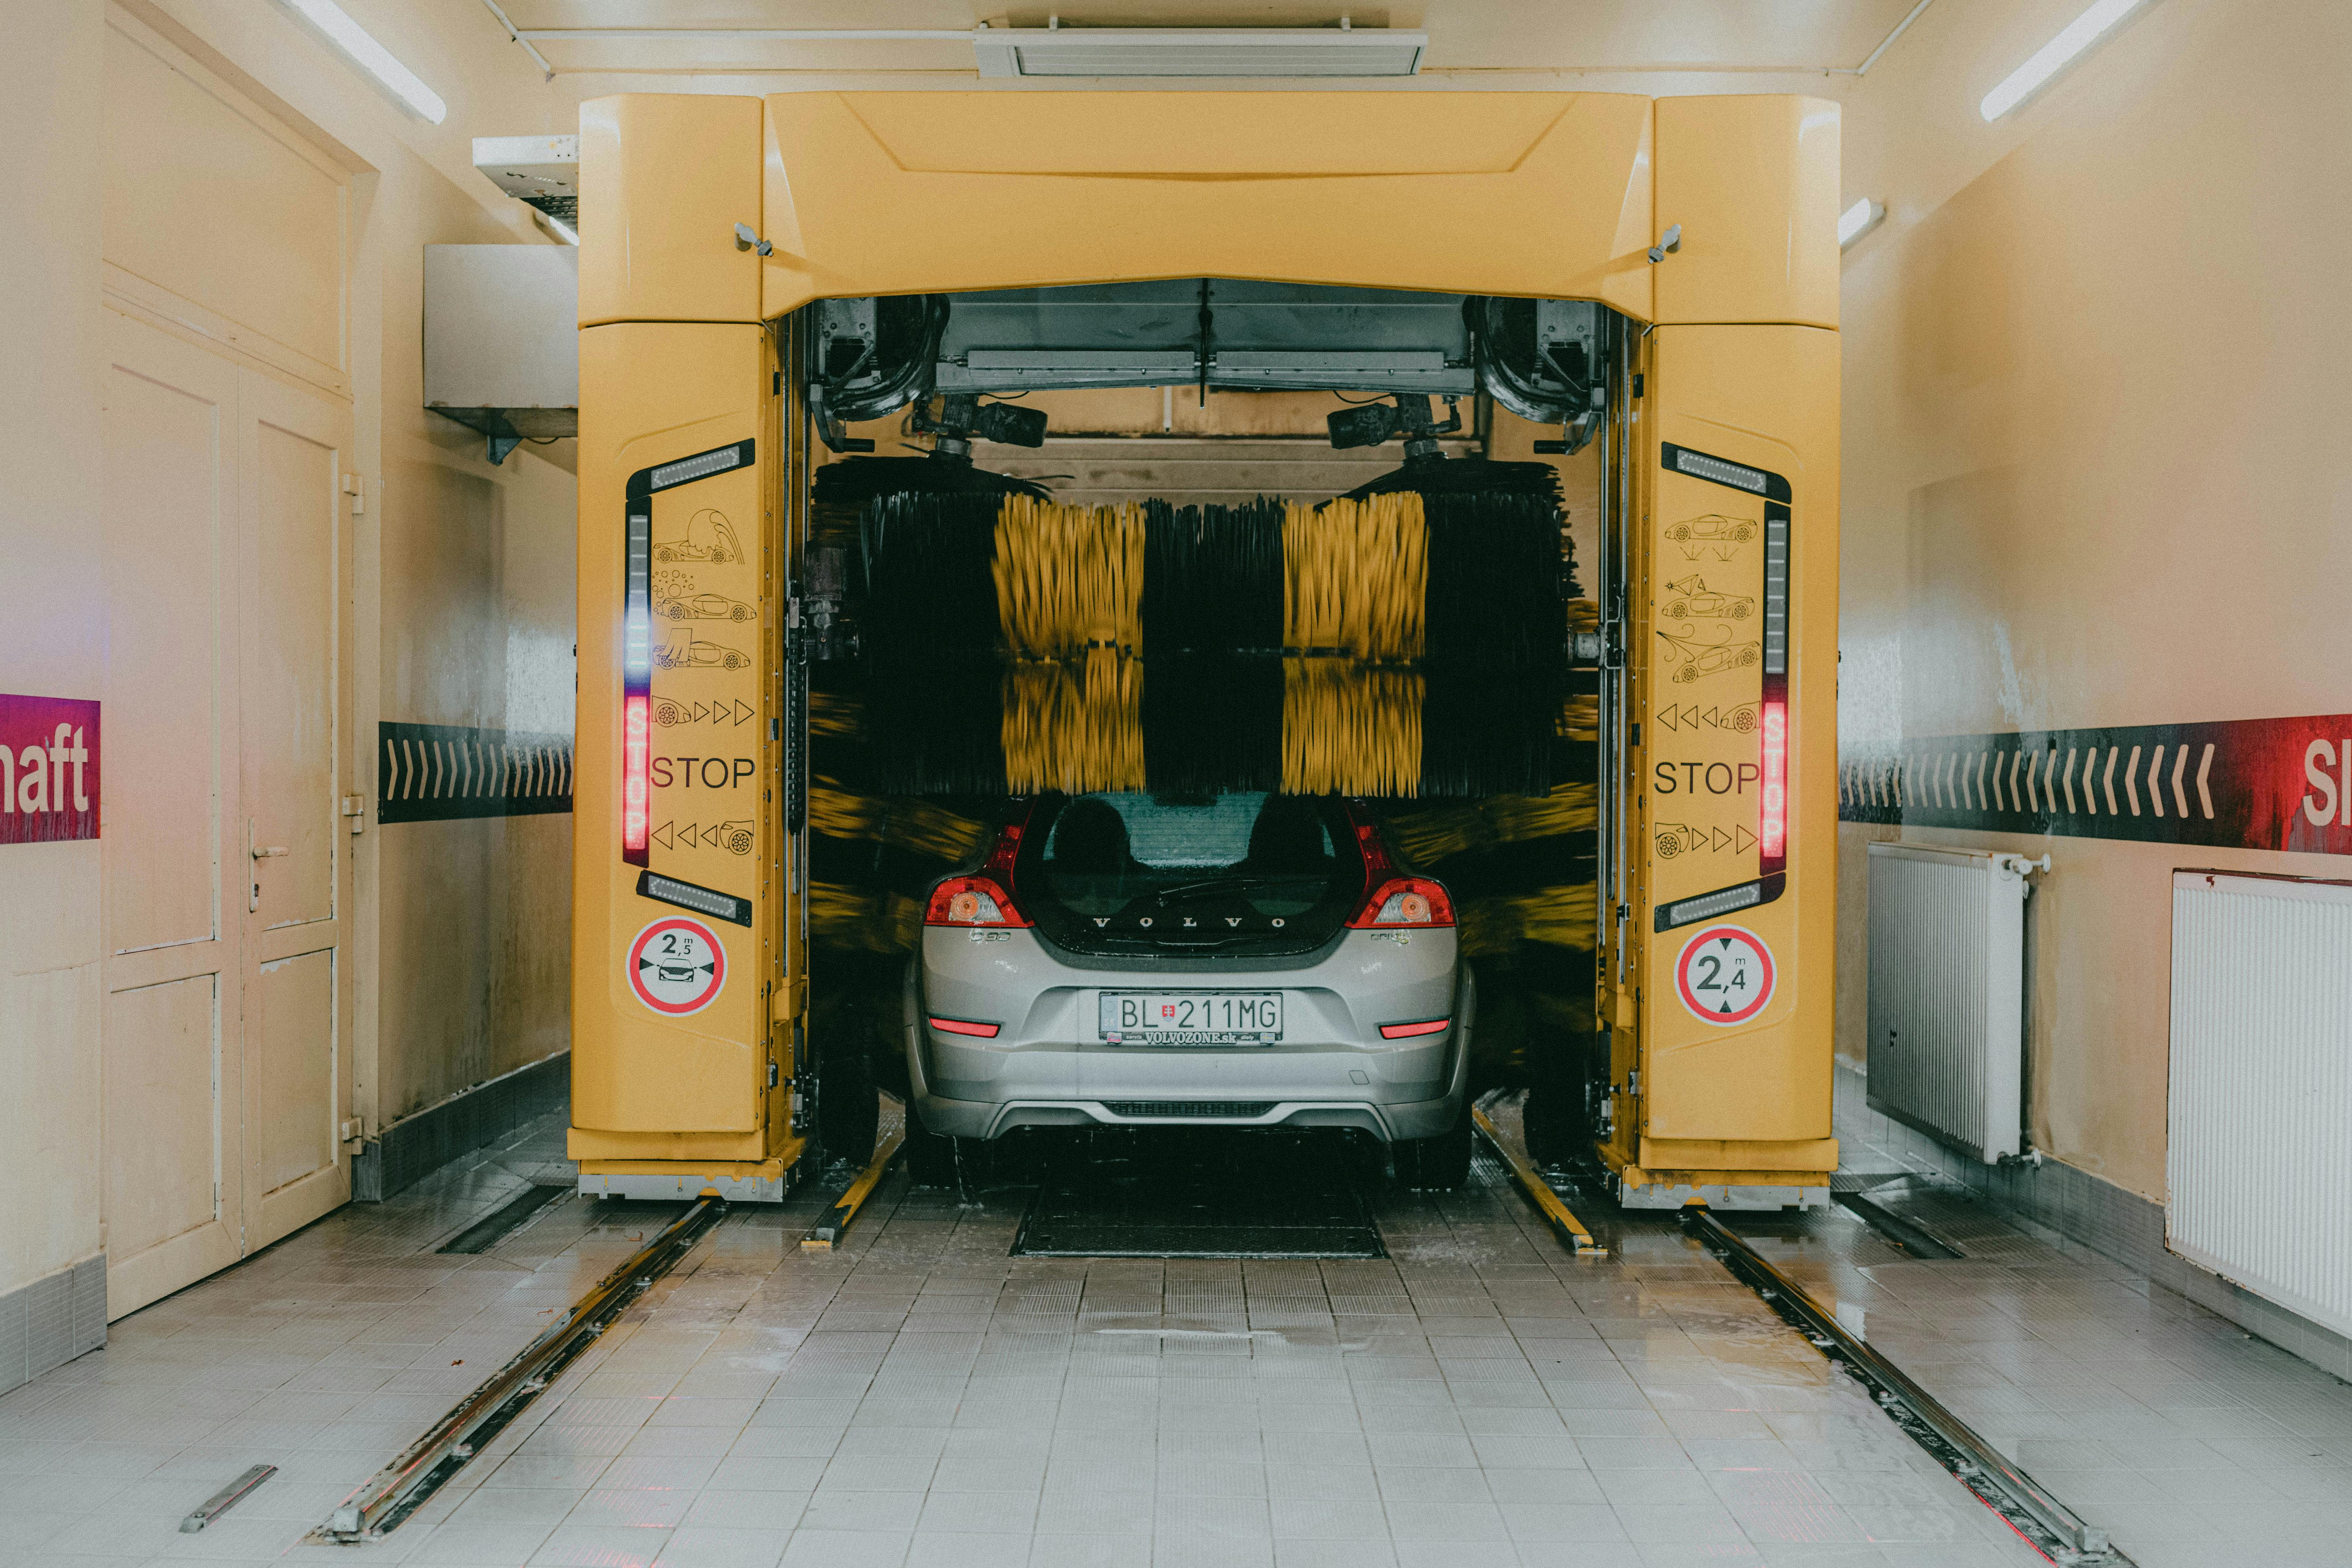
[1282,494,1426,661]
[994,496,1146,660]
[1279,492,1428,794]
[994,498,1148,793]
[1281,660,1422,797]
[1002,655,1146,794]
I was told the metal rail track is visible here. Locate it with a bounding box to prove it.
[318,1196,727,1541]
[1679,1207,2128,1566]
[803,1124,905,1250]
[1469,1097,1607,1256]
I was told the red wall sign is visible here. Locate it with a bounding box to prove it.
[1841,712,2352,857]
[1,695,101,845]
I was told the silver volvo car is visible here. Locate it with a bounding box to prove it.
[902,791,1474,1187]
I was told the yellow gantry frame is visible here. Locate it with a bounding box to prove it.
[570,89,1841,1204]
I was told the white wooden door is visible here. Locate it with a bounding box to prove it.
[240,371,353,1250]
[101,313,354,1314]
[100,315,248,1315]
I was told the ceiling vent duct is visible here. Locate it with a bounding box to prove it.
[972,26,1425,78]
[473,135,578,225]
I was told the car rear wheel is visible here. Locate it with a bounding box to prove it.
[1394,1104,1472,1190]
[905,1116,990,1192]
[904,1115,956,1186]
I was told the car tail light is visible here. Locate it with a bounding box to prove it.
[1760,699,1788,861]
[1379,1018,1451,1039]
[1342,808,1455,928]
[925,813,1033,928]
[928,1016,1001,1038]
[925,876,1029,927]
[1352,877,1456,928]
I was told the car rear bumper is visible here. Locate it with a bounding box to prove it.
[906,927,1472,1144]
[907,972,1471,1144]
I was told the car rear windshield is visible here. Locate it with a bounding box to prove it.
[1020,792,1363,957]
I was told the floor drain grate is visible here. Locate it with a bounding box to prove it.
[1011,1129,1386,1259]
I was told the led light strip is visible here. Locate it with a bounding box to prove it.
[649,444,751,491]
[621,506,653,865]
[1657,444,1795,928]
[621,440,756,875]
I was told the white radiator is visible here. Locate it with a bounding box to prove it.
[2167,871,2352,1340]
[1865,843,2040,1161]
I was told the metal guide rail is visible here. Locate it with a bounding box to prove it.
[1679,1207,2129,1567]
[803,1124,905,1251]
[1470,1095,1607,1256]
[317,1197,728,1541]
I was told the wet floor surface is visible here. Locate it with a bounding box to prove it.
[2,1100,2347,1567]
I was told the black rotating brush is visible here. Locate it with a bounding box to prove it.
[1141,497,1283,655]
[1141,498,1285,795]
[860,490,1011,794]
[1424,490,1573,673]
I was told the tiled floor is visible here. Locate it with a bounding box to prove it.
[1725,1122,2352,1568]
[5,1096,2346,1568]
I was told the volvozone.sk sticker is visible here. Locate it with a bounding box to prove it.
[1673,924,1775,1027]
[628,917,727,1016]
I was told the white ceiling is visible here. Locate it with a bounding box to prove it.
[494,2,1931,80]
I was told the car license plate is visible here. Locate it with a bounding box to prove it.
[1099,992,1282,1045]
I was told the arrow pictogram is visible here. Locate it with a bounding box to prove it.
[651,821,675,850]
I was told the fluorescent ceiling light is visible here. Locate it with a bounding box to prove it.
[280,0,448,123]
[1979,0,2145,121]
[1838,198,1886,249]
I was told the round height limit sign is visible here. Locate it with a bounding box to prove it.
[1674,924,1776,1026]
[628,917,727,1016]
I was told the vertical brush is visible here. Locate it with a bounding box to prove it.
[1282,659,1424,797]
[1141,499,1284,795]
[993,496,1146,661]
[1283,494,1426,661]
[862,490,1010,793]
[1143,497,1284,655]
[1002,654,1147,795]
[1420,488,1572,796]
[993,498,1148,794]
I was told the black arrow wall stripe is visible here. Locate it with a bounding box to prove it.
[378,722,574,823]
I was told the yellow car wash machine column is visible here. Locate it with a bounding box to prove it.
[568,96,805,1201]
[1595,96,1844,1207]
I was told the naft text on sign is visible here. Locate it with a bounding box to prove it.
[0,695,100,845]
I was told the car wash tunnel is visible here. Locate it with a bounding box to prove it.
[8,7,2352,1568]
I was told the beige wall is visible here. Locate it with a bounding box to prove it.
[0,3,107,1306]
[1834,0,2352,1197]
[1,0,578,1303]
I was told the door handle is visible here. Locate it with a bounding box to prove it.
[251,845,291,859]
